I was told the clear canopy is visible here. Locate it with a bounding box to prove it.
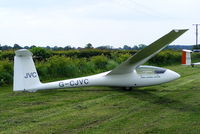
[136,66,166,74]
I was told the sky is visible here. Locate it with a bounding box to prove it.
[0,0,199,48]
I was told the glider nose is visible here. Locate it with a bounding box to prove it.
[173,71,180,79]
[166,69,180,80]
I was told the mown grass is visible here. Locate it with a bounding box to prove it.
[1,65,200,134]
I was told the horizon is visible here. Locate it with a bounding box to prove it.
[0,44,195,50]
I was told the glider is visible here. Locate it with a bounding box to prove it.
[13,29,188,92]
[182,49,200,67]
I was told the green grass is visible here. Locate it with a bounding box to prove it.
[1,65,200,134]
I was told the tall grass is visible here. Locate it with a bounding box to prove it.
[0,59,13,86]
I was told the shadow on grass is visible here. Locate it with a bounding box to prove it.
[123,88,198,113]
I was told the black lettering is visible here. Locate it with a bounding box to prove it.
[74,80,79,86]
[65,83,69,85]
[24,73,28,79]
[59,82,65,87]
[70,81,75,86]
[79,79,84,85]
[32,72,37,78]
[27,73,32,78]
[84,79,89,84]
[69,79,89,86]
[24,72,37,79]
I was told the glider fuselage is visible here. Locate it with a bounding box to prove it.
[25,65,180,92]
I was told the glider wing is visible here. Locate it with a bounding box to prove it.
[107,29,188,75]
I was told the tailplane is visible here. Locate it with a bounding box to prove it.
[13,49,41,91]
[181,49,192,65]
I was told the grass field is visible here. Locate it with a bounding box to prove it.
[1,65,200,134]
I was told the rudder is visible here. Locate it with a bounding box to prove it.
[13,49,41,91]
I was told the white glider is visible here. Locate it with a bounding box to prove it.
[182,49,200,67]
[14,29,187,92]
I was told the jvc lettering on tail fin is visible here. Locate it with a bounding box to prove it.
[24,72,37,79]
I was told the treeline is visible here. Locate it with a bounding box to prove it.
[0,47,196,86]
[0,43,147,51]
[0,43,195,51]
[0,47,137,61]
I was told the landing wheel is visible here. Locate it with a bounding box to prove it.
[123,87,132,91]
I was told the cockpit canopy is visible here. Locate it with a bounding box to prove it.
[136,66,166,74]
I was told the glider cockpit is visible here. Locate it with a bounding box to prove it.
[136,66,166,75]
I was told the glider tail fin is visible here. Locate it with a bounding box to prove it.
[182,49,192,65]
[13,49,41,91]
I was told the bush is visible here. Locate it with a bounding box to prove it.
[48,56,79,78]
[192,52,200,63]
[111,52,132,64]
[148,50,181,65]
[90,55,109,70]
[0,60,13,85]
[0,51,14,61]
[36,61,50,80]
[75,58,96,75]
[106,60,118,70]
[30,47,52,61]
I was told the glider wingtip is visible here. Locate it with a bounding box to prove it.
[173,29,189,32]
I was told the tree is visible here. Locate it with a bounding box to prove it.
[46,46,51,50]
[138,44,147,49]
[132,45,139,50]
[123,45,132,50]
[24,46,30,49]
[85,43,93,49]
[64,45,72,50]
[30,47,52,61]
[52,46,64,51]
[30,45,36,49]
[2,45,12,50]
[193,45,200,49]
[13,44,22,50]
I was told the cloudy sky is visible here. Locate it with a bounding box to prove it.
[0,0,199,48]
